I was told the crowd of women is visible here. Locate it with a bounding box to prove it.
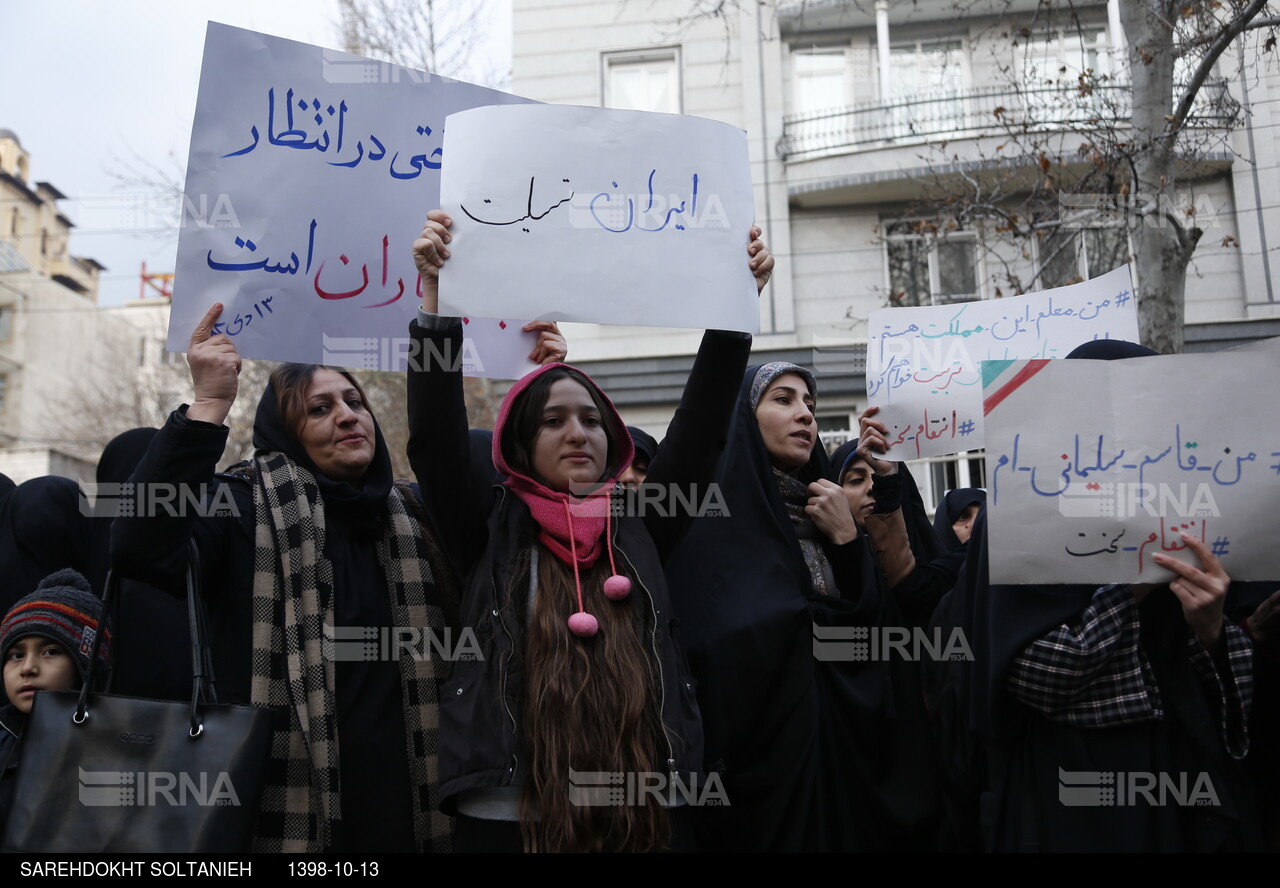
[1,210,1276,853]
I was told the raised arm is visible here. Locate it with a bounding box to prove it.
[406,211,567,570]
[641,226,771,558]
[110,304,242,589]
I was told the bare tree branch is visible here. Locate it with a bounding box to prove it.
[1167,0,1269,142]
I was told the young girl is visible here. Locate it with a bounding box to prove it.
[408,210,771,852]
[0,569,106,837]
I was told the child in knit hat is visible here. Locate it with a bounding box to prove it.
[0,568,106,835]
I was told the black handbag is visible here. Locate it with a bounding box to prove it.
[0,542,273,852]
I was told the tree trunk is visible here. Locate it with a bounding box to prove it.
[1120,0,1196,354]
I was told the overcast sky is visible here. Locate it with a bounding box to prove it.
[4,0,510,306]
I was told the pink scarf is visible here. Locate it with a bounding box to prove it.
[505,474,615,570]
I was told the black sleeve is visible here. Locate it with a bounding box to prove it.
[827,534,872,603]
[641,329,752,560]
[405,319,492,573]
[108,407,240,595]
[891,549,966,628]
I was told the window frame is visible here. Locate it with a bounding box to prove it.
[884,221,984,306]
[601,47,683,115]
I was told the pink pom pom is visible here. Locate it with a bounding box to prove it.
[604,575,632,601]
[567,612,599,637]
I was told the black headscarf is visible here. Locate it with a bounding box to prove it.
[0,475,91,617]
[829,438,945,567]
[933,488,986,553]
[626,426,658,466]
[251,370,394,533]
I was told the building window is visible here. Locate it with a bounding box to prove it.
[914,450,986,517]
[0,305,11,342]
[603,48,681,114]
[1037,226,1130,288]
[886,39,970,137]
[794,47,848,114]
[1020,27,1110,84]
[885,222,981,305]
[817,413,856,454]
[1019,27,1112,121]
[1082,227,1129,278]
[1037,229,1082,289]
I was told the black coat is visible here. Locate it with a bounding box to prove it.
[0,704,22,839]
[926,510,1263,852]
[664,366,940,852]
[109,405,425,853]
[407,319,749,811]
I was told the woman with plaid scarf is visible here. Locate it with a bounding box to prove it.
[110,306,458,852]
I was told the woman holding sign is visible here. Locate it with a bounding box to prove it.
[111,312,458,852]
[924,339,1260,852]
[661,365,942,852]
[408,209,771,852]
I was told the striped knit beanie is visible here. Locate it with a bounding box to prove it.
[0,569,107,683]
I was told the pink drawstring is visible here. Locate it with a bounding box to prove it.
[562,490,631,637]
[564,500,598,637]
[603,495,631,601]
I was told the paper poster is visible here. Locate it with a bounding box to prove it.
[984,352,1280,584]
[866,266,1140,459]
[172,23,537,376]
[437,103,759,332]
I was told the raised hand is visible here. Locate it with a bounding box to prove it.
[855,405,897,476]
[524,320,567,365]
[807,478,859,545]
[412,209,451,313]
[1246,588,1280,643]
[186,302,242,426]
[1155,533,1230,651]
[748,225,774,294]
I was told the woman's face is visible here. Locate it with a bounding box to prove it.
[297,368,376,483]
[531,377,610,494]
[755,372,816,470]
[952,502,981,544]
[840,459,876,528]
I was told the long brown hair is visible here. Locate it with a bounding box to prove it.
[517,549,670,852]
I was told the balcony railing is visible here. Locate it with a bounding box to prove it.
[777,81,1238,160]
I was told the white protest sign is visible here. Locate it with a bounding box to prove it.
[983,353,1280,584]
[172,23,539,377]
[437,104,759,332]
[866,266,1139,459]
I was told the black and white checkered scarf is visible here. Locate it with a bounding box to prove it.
[247,451,453,852]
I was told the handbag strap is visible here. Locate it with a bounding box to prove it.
[186,542,219,716]
[76,539,211,737]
